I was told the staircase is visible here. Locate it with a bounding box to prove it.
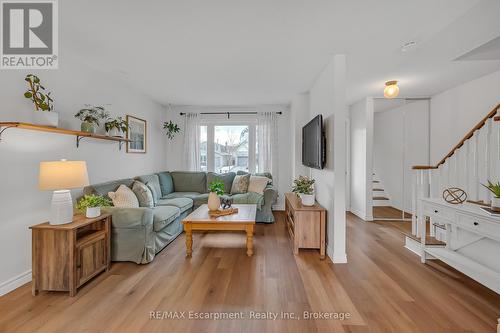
[411,104,500,238]
[372,172,391,207]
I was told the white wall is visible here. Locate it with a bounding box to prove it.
[0,53,168,295]
[373,100,429,212]
[164,105,292,210]
[349,98,373,221]
[308,55,347,263]
[290,94,310,179]
[430,69,500,164]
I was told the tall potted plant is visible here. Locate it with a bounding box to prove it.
[208,180,224,211]
[292,175,315,206]
[105,116,128,137]
[76,195,112,218]
[24,74,58,127]
[74,105,109,133]
[483,181,500,212]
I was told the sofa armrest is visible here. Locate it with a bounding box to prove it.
[102,207,153,229]
[263,185,278,208]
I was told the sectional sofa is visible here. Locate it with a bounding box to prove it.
[82,171,277,264]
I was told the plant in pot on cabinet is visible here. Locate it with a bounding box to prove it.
[23,74,58,127]
[76,194,112,218]
[483,181,500,212]
[292,175,315,206]
[208,180,224,211]
[74,105,109,133]
[105,117,128,137]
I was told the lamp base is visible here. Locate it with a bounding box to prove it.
[49,190,74,225]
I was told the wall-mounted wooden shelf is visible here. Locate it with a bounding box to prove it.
[0,122,131,150]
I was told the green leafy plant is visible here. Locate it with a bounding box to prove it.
[105,116,128,133]
[482,180,500,198]
[163,120,180,140]
[76,195,112,211]
[24,74,54,111]
[292,175,315,195]
[208,180,225,196]
[74,105,109,126]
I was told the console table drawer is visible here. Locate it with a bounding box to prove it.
[423,202,454,221]
[456,213,500,238]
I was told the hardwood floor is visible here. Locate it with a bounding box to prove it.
[373,206,412,219]
[1,212,499,332]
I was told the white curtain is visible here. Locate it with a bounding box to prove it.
[183,113,200,171]
[257,110,279,185]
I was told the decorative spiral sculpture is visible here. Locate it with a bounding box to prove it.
[442,187,467,204]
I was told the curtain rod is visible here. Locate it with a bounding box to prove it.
[179,111,282,116]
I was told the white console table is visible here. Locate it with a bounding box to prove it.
[418,198,500,294]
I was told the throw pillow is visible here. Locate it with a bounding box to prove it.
[247,175,269,195]
[231,174,250,194]
[132,181,154,208]
[157,172,174,196]
[108,184,139,208]
[146,182,159,206]
[207,172,236,193]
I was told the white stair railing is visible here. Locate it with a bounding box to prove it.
[410,105,500,238]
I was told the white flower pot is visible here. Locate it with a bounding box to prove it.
[299,193,315,206]
[492,197,500,212]
[32,111,59,127]
[208,192,220,211]
[86,207,101,218]
[107,128,123,137]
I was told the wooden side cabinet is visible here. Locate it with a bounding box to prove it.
[30,214,111,296]
[284,193,326,259]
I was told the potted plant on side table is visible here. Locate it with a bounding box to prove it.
[292,175,316,206]
[208,180,225,211]
[105,116,128,137]
[76,194,112,218]
[24,74,58,127]
[483,181,500,212]
[74,105,109,133]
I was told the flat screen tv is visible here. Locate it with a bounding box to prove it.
[302,114,326,169]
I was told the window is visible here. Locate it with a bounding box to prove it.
[200,121,256,173]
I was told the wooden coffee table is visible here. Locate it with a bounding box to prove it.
[182,204,257,257]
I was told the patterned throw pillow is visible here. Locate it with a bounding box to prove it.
[247,175,270,195]
[132,181,154,208]
[108,184,139,208]
[231,174,250,194]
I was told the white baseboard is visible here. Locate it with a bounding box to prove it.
[327,244,347,264]
[350,208,371,221]
[0,270,31,296]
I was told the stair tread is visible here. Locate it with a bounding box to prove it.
[373,196,389,200]
[373,188,384,191]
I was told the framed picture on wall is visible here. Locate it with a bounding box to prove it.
[126,115,147,153]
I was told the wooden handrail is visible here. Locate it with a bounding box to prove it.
[412,104,500,170]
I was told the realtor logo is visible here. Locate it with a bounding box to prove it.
[1,0,58,69]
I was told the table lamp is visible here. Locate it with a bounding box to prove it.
[39,160,90,225]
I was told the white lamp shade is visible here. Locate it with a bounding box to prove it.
[39,160,90,190]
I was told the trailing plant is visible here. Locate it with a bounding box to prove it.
[163,120,180,140]
[76,195,112,211]
[292,175,315,195]
[24,74,54,111]
[74,105,109,126]
[482,180,500,198]
[208,180,225,196]
[105,116,128,133]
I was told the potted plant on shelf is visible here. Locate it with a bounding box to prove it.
[76,194,112,218]
[105,116,128,137]
[208,180,224,211]
[483,181,500,212]
[24,74,58,127]
[163,120,180,140]
[74,105,109,133]
[292,175,316,206]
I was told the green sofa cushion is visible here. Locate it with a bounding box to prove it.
[157,197,193,213]
[170,171,207,193]
[157,172,174,196]
[136,175,162,202]
[206,172,236,194]
[152,206,180,232]
[83,178,134,198]
[190,193,209,208]
[163,192,201,199]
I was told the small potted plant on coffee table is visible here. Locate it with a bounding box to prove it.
[292,175,316,206]
[74,105,109,133]
[483,181,500,212]
[105,116,128,137]
[208,180,225,211]
[76,194,112,218]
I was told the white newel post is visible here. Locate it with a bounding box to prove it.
[411,170,417,236]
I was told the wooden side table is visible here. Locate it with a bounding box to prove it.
[30,213,111,296]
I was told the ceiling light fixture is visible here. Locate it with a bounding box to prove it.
[384,80,399,99]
